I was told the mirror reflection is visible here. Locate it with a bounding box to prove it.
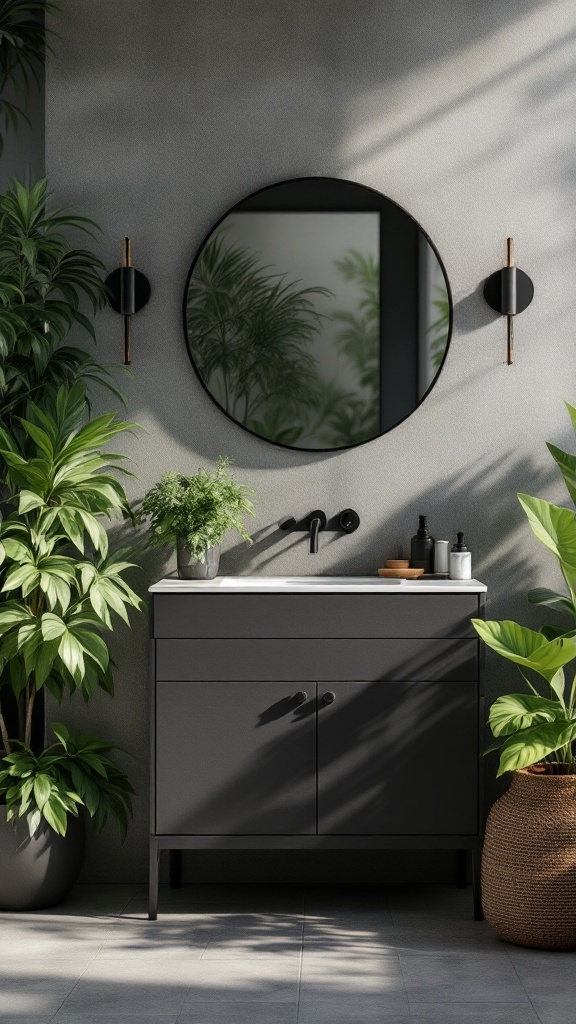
[184,178,451,451]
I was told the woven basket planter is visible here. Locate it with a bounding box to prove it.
[482,765,576,950]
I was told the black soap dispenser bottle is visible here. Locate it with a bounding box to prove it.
[410,515,434,572]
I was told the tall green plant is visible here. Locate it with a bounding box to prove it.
[0,178,118,426]
[0,0,55,154]
[0,382,142,833]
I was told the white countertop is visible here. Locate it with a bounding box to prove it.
[149,575,487,594]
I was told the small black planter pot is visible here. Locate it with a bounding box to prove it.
[0,805,85,911]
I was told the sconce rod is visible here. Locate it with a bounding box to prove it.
[506,238,514,365]
[121,237,132,365]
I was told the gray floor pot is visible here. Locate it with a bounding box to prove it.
[0,805,85,911]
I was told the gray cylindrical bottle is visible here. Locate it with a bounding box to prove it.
[410,515,434,572]
[449,532,472,580]
[434,540,450,576]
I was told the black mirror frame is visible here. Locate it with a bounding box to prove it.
[182,176,453,453]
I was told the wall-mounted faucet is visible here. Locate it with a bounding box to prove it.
[308,510,326,553]
[279,508,360,552]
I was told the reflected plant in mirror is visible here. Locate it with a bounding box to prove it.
[184,178,451,452]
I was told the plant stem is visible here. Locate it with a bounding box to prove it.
[0,701,11,755]
[24,681,36,749]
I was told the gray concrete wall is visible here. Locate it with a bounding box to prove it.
[45,0,576,882]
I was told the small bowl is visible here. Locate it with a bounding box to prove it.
[386,559,410,569]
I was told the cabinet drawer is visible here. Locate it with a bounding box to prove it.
[153,594,479,639]
[156,638,478,682]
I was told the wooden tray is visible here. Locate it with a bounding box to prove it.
[377,567,425,579]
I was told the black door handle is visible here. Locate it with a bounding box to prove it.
[322,691,336,705]
[293,691,308,706]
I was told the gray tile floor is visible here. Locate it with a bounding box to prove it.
[0,883,574,1023]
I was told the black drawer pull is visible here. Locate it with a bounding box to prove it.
[293,691,308,706]
[322,691,336,705]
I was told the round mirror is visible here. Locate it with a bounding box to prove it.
[184,177,452,451]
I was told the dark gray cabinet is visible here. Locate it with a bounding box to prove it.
[156,681,316,835]
[316,681,478,835]
[149,583,486,919]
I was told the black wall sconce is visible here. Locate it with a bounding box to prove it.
[483,238,534,365]
[105,238,151,364]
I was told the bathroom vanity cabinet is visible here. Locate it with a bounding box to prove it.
[149,577,486,919]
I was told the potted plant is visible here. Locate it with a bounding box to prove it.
[471,403,576,949]
[138,457,255,579]
[0,381,142,909]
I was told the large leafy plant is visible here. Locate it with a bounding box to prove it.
[0,723,133,838]
[138,456,255,560]
[472,402,576,776]
[0,178,119,426]
[0,382,142,833]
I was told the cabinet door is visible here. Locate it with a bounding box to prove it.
[155,682,316,835]
[317,681,478,835]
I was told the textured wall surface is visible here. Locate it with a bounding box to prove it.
[45,0,576,882]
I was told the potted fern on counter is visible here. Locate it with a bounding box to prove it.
[138,457,255,579]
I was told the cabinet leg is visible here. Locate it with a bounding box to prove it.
[169,849,182,889]
[472,843,483,921]
[149,839,160,920]
[456,848,467,888]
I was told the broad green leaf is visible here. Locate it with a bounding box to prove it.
[488,693,560,737]
[546,443,576,507]
[18,418,54,460]
[518,494,576,570]
[471,618,576,682]
[58,631,85,680]
[549,668,566,702]
[1,538,33,564]
[50,723,71,747]
[528,587,576,617]
[497,721,576,776]
[1,562,40,596]
[75,629,109,673]
[18,490,45,515]
[33,639,60,688]
[42,797,67,836]
[33,774,51,810]
[40,613,67,642]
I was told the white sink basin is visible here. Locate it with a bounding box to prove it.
[150,576,486,594]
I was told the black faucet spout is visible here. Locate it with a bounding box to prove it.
[307,509,327,553]
[310,517,321,554]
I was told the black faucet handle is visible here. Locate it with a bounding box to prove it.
[338,508,360,533]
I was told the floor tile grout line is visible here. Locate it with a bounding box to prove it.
[295,885,306,1024]
[43,951,99,1022]
[391,935,413,1021]
[503,946,547,1024]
